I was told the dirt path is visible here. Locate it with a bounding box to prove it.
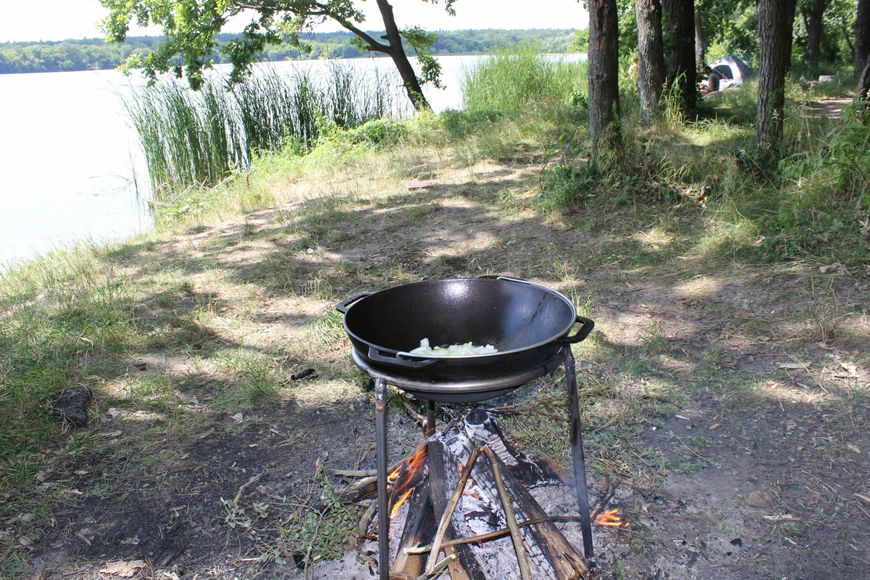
[12,155,869,579]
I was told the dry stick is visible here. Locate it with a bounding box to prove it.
[402,400,428,426]
[416,554,456,580]
[424,445,483,575]
[482,445,532,580]
[334,468,377,478]
[303,506,329,580]
[339,445,426,502]
[356,502,378,544]
[233,472,264,506]
[403,515,586,555]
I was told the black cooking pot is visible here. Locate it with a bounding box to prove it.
[336,276,593,386]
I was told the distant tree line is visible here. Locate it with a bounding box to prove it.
[0,29,577,75]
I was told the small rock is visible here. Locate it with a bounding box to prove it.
[231,412,244,423]
[50,387,93,427]
[746,489,776,508]
[291,368,317,381]
[107,407,121,418]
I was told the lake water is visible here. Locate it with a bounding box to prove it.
[0,54,571,268]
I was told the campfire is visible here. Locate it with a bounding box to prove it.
[339,407,628,579]
[335,277,604,578]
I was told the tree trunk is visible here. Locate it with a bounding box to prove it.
[636,0,668,125]
[694,6,705,71]
[588,0,622,159]
[859,52,870,101]
[662,0,697,115]
[803,0,828,77]
[756,0,795,164]
[375,0,431,111]
[857,0,870,76]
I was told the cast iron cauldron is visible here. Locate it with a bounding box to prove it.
[336,276,594,393]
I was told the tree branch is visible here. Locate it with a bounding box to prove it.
[312,2,390,52]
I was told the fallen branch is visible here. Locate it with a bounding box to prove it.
[482,445,532,580]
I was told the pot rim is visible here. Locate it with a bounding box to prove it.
[343,277,577,360]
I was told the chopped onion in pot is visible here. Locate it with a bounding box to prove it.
[409,338,498,356]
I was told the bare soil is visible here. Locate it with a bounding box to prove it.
[9,153,869,579]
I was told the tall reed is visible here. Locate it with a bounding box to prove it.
[126,63,403,199]
[462,44,585,113]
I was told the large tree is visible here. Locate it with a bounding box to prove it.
[588,0,622,159]
[801,0,829,75]
[756,0,795,163]
[636,0,668,125]
[662,0,697,115]
[100,0,453,111]
[857,0,870,76]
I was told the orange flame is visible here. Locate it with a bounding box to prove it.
[390,489,414,519]
[387,445,428,519]
[594,508,628,528]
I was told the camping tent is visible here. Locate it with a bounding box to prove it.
[708,55,753,90]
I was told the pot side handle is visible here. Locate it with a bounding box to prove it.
[563,315,595,343]
[368,346,438,369]
[335,291,374,314]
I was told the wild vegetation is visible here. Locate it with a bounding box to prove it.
[126,64,409,197]
[2,42,867,577]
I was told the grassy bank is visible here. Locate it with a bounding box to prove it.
[1,51,868,577]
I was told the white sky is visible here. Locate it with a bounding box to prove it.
[0,0,588,43]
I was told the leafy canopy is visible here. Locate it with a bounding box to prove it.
[100,0,455,89]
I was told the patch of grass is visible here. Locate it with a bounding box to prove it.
[213,348,288,408]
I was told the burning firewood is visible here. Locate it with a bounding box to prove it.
[338,408,594,579]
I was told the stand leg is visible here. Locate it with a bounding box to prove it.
[565,346,595,567]
[424,400,436,436]
[374,378,390,580]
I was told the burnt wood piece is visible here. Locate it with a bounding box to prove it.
[427,439,485,580]
[390,479,435,579]
[478,408,567,487]
[426,445,483,575]
[340,443,428,503]
[497,458,589,579]
[448,411,574,577]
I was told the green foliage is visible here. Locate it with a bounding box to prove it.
[462,44,585,114]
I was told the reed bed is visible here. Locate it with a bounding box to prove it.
[126,63,406,199]
[462,44,585,114]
